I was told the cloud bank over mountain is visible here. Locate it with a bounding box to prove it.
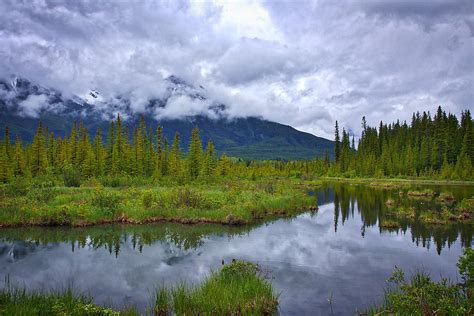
[0,0,472,139]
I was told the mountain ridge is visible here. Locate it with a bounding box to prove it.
[0,75,333,160]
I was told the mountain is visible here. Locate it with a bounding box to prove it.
[0,75,333,160]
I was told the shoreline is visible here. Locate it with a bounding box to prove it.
[0,206,315,229]
[320,177,474,186]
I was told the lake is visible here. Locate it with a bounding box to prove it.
[0,183,472,315]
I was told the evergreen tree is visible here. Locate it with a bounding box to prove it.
[0,142,9,182]
[12,136,24,177]
[334,121,340,163]
[93,128,105,176]
[187,127,203,180]
[169,132,182,177]
[154,126,163,178]
[202,140,217,178]
[31,122,48,176]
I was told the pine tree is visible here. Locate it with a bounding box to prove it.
[202,140,217,178]
[12,136,24,177]
[0,142,9,182]
[169,132,182,177]
[154,126,163,178]
[31,122,48,176]
[4,126,11,160]
[187,127,203,180]
[93,128,105,176]
[334,121,340,163]
[106,120,115,173]
[112,114,124,175]
[217,153,231,177]
[70,121,78,167]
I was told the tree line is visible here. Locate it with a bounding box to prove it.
[332,106,473,179]
[0,115,320,184]
[0,106,472,184]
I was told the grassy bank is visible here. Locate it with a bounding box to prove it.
[0,179,316,228]
[0,286,138,315]
[0,261,277,315]
[366,248,473,315]
[321,176,474,187]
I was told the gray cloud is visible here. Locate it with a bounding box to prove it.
[0,0,472,139]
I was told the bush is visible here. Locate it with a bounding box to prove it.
[457,248,474,297]
[63,164,81,187]
[2,178,29,197]
[27,179,56,203]
[170,187,205,209]
[98,176,122,188]
[142,190,154,208]
[91,188,121,217]
[368,249,473,315]
[256,182,276,194]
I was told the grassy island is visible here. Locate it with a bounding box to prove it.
[0,179,316,228]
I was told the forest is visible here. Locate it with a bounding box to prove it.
[332,106,473,179]
[0,106,472,183]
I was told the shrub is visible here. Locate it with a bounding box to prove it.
[142,190,154,208]
[27,179,56,203]
[260,182,276,194]
[368,249,473,315]
[2,178,29,197]
[457,248,474,297]
[91,188,121,217]
[63,164,81,187]
[98,176,122,188]
[170,187,205,209]
[457,198,474,213]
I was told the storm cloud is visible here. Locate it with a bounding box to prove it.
[0,0,472,139]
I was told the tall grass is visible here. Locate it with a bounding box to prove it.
[367,248,473,315]
[0,179,315,227]
[0,285,138,315]
[153,260,278,315]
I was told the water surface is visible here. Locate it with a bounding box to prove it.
[0,183,472,315]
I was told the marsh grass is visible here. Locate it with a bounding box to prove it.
[0,286,138,315]
[154,260,278,315]
[407,189,436,197]
[366,248,473,315]
[0,180,314,227]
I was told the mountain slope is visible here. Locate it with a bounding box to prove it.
[0,76,333,160]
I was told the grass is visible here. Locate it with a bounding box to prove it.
[366,248,473,315]
[321,176,474,186]
[0,286,138,315]
[0,261,278,315]
[153,260,278,315]
[407,189,436,197]
[0,179,315,228]
[383,189,474,225]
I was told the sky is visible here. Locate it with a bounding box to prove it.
[0,0,473,139]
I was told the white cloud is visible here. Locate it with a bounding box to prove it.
[18,94,49,118]
[0,0,472,140]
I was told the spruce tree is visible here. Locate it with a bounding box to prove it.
[31,122,48,176]
[12,136,24,177]
[334,121,340,163]
[187,127,203,180]
[202,140,217,178]
[154,126,163,178]
[169,132,182,177]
